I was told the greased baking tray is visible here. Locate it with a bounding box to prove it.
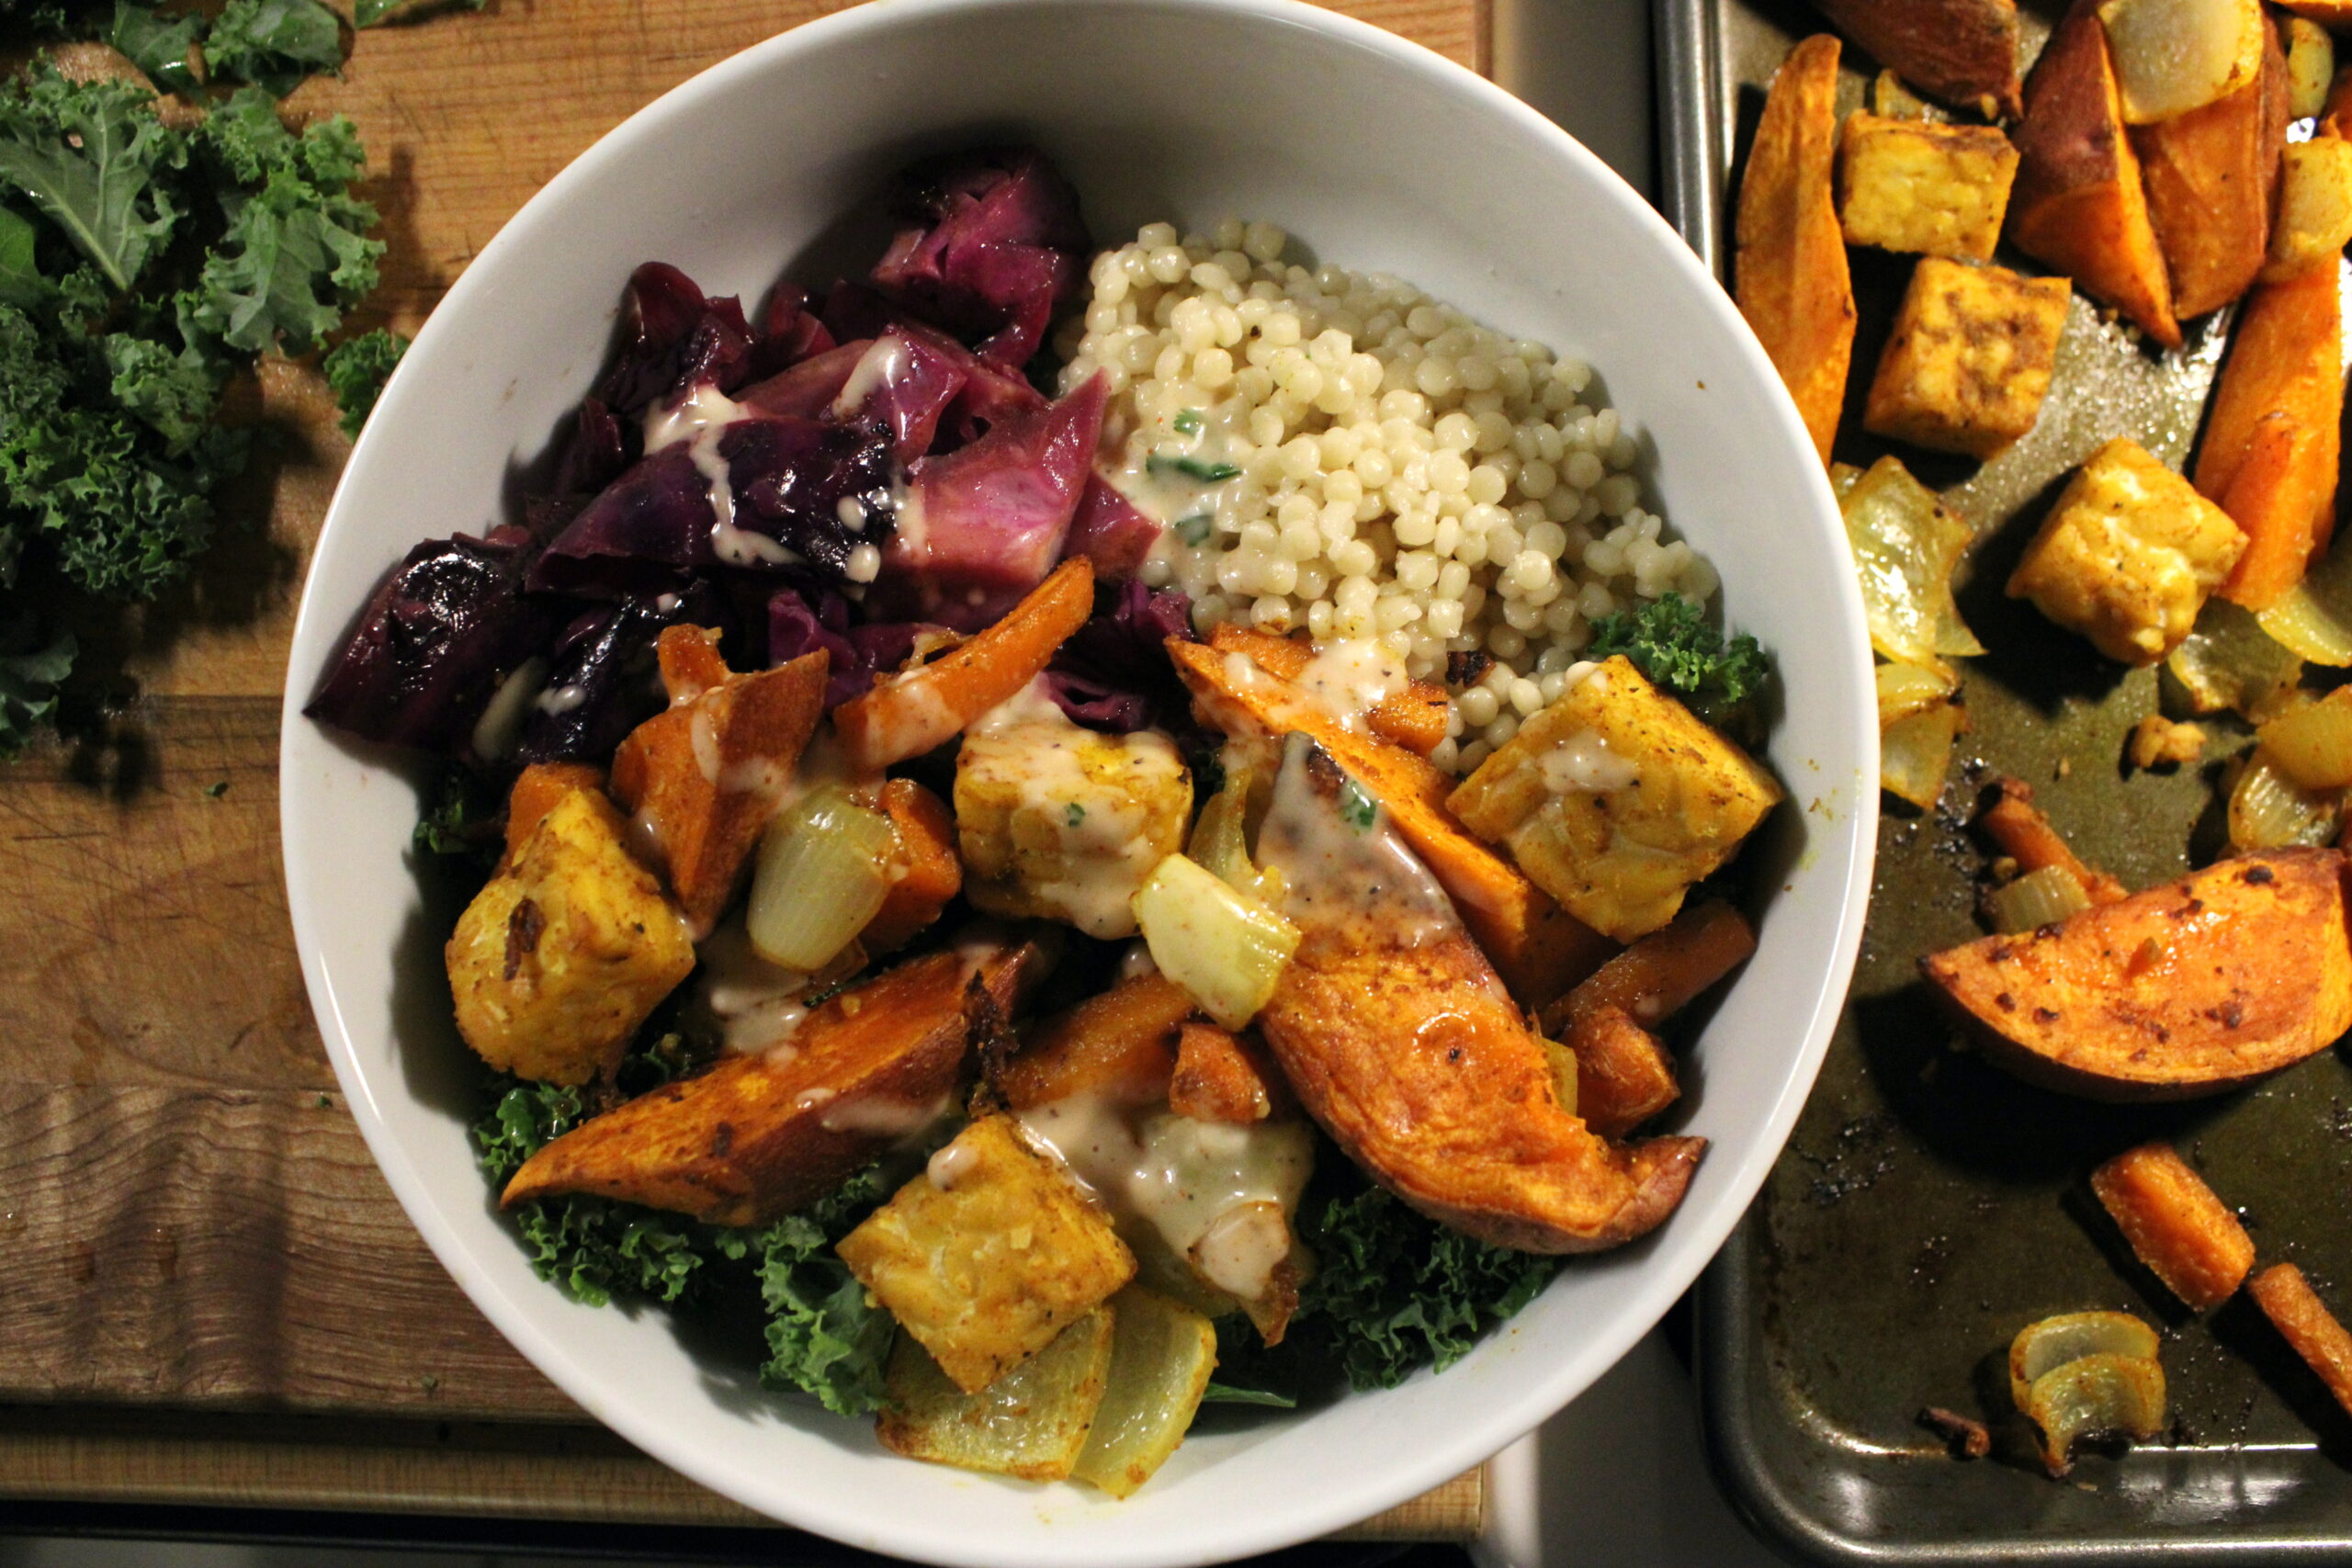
[1668,0,2352,1559]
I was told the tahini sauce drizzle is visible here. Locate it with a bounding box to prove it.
[1256,733,1459,949]
[641,382,797,570]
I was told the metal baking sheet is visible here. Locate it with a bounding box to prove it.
[1669,0,2352,1559]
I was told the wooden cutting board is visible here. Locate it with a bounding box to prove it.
[0,0,1491,1541]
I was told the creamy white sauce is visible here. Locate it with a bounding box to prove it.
[1257,732,1460,949]
[821,1090,951,1138]
[640,383,800,570]
[641,383,746,453]
[1117,942,1159,982]
[1294,637,1408,732]
[470,657,549,762]
[845,543,881,584]
[1192,1201,1295,1300]
[533,682,587,717]
[695,921,810,1055]
[1541,728,1641,795]
[689,705,721,783]
[1017,1093,1312,1299]
[1105,400,1248,528]
[927,1138,981,1191]
[836,495,869,533]
[831,333,913,420]
[655,592,682,614]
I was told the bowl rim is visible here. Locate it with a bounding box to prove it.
[279,0,1878,1559]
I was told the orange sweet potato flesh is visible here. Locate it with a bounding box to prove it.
[1167,637,1614,1006]
[2195,263,2344,610]
[1807,0,2022,117]
[2131,20,2287,322]
[503,762,606,863]
[655,624,729,702]
[609,651,827,937]
[1979,777,2131,905]
[1537,899,1758,1037]
[860,779,962,955]
[1169,1021,1293,1123]
[1919,848,2352,1100]
[834,557,1092,770]
[1255,738,1702,1254]
[503,944,1040,1225]
[2251,1263,2352,1420]
[1205,624,1450,757]
[998,970,1192,1111]
[2090,1141,2254,1310]
[2008,0,2180,348]
[1736,34,1856,467]
[1563,1005,1680,1140]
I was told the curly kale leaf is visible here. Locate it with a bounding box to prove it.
[411,761,501,865]
[355,0,485,28]
[750,1162,897,1416]
[0,67,185,292]
[187,106,380,355]
[0,609,71,750]
[1291,1178,1558,1392]
[1587,590,1769,729]
[108,0,201,95]
[323,326,405,437]
[205,0,344,97]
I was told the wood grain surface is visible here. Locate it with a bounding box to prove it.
[0,0,1495,1541]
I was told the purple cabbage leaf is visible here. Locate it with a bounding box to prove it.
[870,148,1089,369]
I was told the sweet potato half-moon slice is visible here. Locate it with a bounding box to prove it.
[1920,848,2352,1100]
[503,942,1041,1224]
[1252,735,1702,1254]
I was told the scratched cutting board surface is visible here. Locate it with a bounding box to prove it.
[0,0,1490,1537]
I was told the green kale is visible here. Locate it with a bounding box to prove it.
[1587,591,1769,728]
[355,0,486,28]
[323,326,406,437]
[750,1162,898,1416]
[0,205,40,308]
[107,0,200,95]
[411,762,501,864]
[187,101,381,355]
[1291,1177,1557,1392]
[0,608,71,751]
[0,66,185,291]
[204,0,344,97]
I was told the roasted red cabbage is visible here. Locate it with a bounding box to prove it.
[871,148,1089,369]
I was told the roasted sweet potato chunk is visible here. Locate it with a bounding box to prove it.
[502,944,1037,1224]
[1736,34,1856,467]
[1255,735,1703,1254]
[609,649,827,935]
[998,971,1192,1111]
[2090,1141,2254,1309]
[860,779,962,955]
[1920,848,2352,1099]
[1205,624,1449,756]
[2008,0,2180,348]
[502,761,607,864]
[1563,1006,1680,1139]
[1807,0,2022,117]
[2129,17,2286,322]
[1537,899,1758,1036]
[1166,637,1614,1004]
[2250,1263,2352,1421]
[1169,1021,1290,1123]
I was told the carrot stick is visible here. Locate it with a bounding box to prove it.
[1978,777,2131,905]
[861,779,963,955]
[2090,1142,2255,1311]
[2250,1263,2352,1421]
[1205,624,1451,757]
[835,558,1094,769]
[1560,1004,1679,1139]
[1537,899,1757,1036]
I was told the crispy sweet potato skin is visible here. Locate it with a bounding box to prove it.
[999,971,1192,1111]
[2195,263,2344,610]
[1736,34,1857,467]
[1920,848,2352,1100]
[2131,20,2287,322]
[2090,1142,2254,1309]
[2251,1263,2352,1419]
[2009,0,2180,348]
[501,944,1038,1224]
[1563,1005,1680,1139]
[1167,637,1614,1005]
[1809,0,2023,117]
[1169,1021,1292,1123]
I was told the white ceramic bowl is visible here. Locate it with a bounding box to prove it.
[280,2,1876,1562]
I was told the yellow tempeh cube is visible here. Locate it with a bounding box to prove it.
[1838,112,2019,261]
[1864,257,2072,459]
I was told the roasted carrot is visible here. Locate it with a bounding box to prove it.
[1205,624,1451,757]
[2090,1142,2255,1310]
[1537,899,1757,1038]
[1167,637,1614,1003]
[861,779,963,955]
[835,557,1094,770]
[997,971,1191,1111]
[1169,1020,1291,1123]
[502,761,606,863]
[1978,777,2131,905]
[2251,1263,2352,1421]
[1736,34,1856,467]
[1561,1005,1680,1139]
[2195,265,2343,611]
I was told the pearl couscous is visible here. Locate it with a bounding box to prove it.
[1056,219,1717,775]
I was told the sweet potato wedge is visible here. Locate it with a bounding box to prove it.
[1978,776,2132,905]
[998,971,1192,1111]
[2090,1141,2255,1309]
[1736,34,1856,468]
[2009,0,2181,348]
[501,943,1039,1224]
[2129,17,2286,321]
[654,623,729,702]
[1255,735,1702,1253]
[1808,0,2023,118]
[2195,264,2344,610]
[1205,624,1449,757]
[2250,1263,2352,1420]
[1166,637,1614,1005]
[1563,1005,1681,1139]
[835,556,1092,770]
[1919,848,2352,1100]
[503,761,606,864]
[860,779,962,955]
[1169,1021,1291,1123]
[609,651,827,936]
[1537,899,1758,1037]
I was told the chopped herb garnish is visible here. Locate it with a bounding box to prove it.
[202,779,229,798]
[1587,590,1769,732]
[1174,512,1213,546]
[1148,453,1240,484]
[1064,801,1086,828]
[1338,777,1376,832]
[1172,408,1204,434]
